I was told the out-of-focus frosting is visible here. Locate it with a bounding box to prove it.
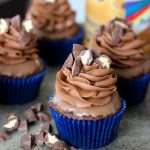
[27,0,79,40]
[91,18,150,79]
[50,44,121,118]
[0,15,43,78]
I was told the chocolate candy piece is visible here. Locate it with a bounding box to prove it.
[44,133,59,148]
[24,109,38,123]
[3,113,19,132]
[52,141,69,150]
[19,31,31,46]
[62,53,74,69]
[72,57,81,76]
[96,25,104,36]
[80,49,93,66]
[20,133,32,150]
[72,44,85,58]
[18,119,28,132]
[10,15,21,30]
[0,132,9,142]
[37,112,50,122]
[41,123,52,133]
[34,132,44,147]
[97,55,112,69]
[30,103,43,113]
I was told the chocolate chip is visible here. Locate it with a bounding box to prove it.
[44,133,59,148]
[41,123,52,133]
[3,113,20,132]
[24,109,38,123]
[34,132,44,147]
[20,133,32,150]
[52,141,69,150]
[37,112,50,122]
[62,53,74,69]
[111,27,121,44]
[80,49,93,66]
[30,103,43,113]
[18,119,28,132]
[10,15,21,30]
[72,44,85,58]
[96,25,104,36]
[0,132,9,142]
[18,31,31,46]
[72,57,81,76]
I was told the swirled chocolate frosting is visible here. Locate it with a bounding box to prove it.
[0,15,43,78]
[91,18,150,79]
[50,44,121,119]
[27,0,79,40]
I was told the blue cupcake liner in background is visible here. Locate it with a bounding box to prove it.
[38,26,85,66]
[49,97,126,149]
[117,73,150,106]
[0,63,47,105]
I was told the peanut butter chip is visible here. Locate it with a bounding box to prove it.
[22,19,33,33]
[0,19,9,34]
[97,55,112,69]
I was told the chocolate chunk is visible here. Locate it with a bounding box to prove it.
[72,57,81,76]
[3,113,20,132]
[41,123,52,133]
[34,132,44,147]
[111,27,121,44]
[18,119,28,132]
[20,133,32,150]
[10,15,21,30]
[0,132,9,142]
[30,103,43,113]
[18,31,31,46]
[72,44,85,58]
[52,141,69,150]
[37,112,50,122]
[96,25,104,36]
[62,53,74,69]
[24,109,38,123]
[44,133,59,148]
[80,49,93,66]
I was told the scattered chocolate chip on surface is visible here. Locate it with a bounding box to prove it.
[30,103,43,113]
[37,112,50,122]
[20,133,32,150]
[52,140,69,150]
[41,122,52,133]
[0,132,9,142]
[3,113,20,132]
[34,132,44,147]
[24,109,38,123]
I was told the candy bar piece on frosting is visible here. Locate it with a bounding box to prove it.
[0,19,9,34]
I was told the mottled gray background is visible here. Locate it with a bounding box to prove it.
[0,67,150,150]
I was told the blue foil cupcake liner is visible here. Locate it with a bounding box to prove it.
[49,97,126,149]
[38,26,85,66]
[0,63,47,105]
[117,73,150,106]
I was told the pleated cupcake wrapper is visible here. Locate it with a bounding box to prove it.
[0,65,47,105]
[49,97,126,149]
[38,26,85,66]
[117,73,150,106]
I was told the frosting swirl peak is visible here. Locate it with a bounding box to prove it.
[56,44,118,108]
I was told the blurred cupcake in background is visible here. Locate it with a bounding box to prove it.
[49,44,126,149]
[0,15,47,105]
[27,0,84,65]
[91,18,150,106]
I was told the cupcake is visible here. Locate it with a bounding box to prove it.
[91,18,150,106]
[27,0,84,65]
[49,44,126,149]
[0,15,47,105]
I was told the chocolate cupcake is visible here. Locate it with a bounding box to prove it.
[0,15,47,104]
[91,18,150,105]
[27,0,84,65]
[49,44,126,149]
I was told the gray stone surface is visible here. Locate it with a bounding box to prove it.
[0,67,150,150]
